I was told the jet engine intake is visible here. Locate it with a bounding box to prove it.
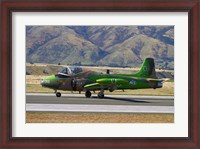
[157,82,163,88]
[71,78,77,91]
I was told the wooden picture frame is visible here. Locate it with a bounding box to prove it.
[1,0,199,148]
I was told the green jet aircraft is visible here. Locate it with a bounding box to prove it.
[40,58,168,98]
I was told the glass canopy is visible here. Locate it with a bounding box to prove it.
[58,66,83,75]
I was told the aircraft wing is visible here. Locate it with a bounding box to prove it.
[84,82,114,91]
[84,78,128,91]
[84,83,101,90]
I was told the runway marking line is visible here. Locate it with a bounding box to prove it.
[26,103,174,114]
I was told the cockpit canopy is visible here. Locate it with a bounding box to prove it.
[58,66,83,76]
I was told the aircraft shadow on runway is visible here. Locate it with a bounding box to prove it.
[91,96,150,103]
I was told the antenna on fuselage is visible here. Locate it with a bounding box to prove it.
[106,69,110,74]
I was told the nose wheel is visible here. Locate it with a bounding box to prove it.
[56,92,61,97]
[85,91,92,98]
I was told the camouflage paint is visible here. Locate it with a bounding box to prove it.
[41,58,163,92]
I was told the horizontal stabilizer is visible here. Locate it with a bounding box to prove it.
[131,77,170,84]
[147,78,170,82]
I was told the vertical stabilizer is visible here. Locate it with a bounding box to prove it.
[134,58,157,78]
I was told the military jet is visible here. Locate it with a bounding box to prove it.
[40,58,168,98]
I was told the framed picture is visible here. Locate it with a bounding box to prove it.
[1,0,199,148]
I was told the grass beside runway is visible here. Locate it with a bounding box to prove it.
[26,112,174,123]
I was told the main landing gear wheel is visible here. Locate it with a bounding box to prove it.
[98,92,104,98]
[56,92,61,97]
[85,91,92,98]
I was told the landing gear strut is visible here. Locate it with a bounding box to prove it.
[98,90,104,98]
[85,91,92,98]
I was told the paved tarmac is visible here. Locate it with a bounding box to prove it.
[26,93,174,113]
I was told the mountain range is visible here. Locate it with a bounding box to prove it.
[26,26,174,69]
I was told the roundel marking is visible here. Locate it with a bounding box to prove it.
[143,66,148,71]
[129,80,136,85]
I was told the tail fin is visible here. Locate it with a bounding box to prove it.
[134,58,157,78]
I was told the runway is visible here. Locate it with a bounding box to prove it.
[26,93,174,114]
